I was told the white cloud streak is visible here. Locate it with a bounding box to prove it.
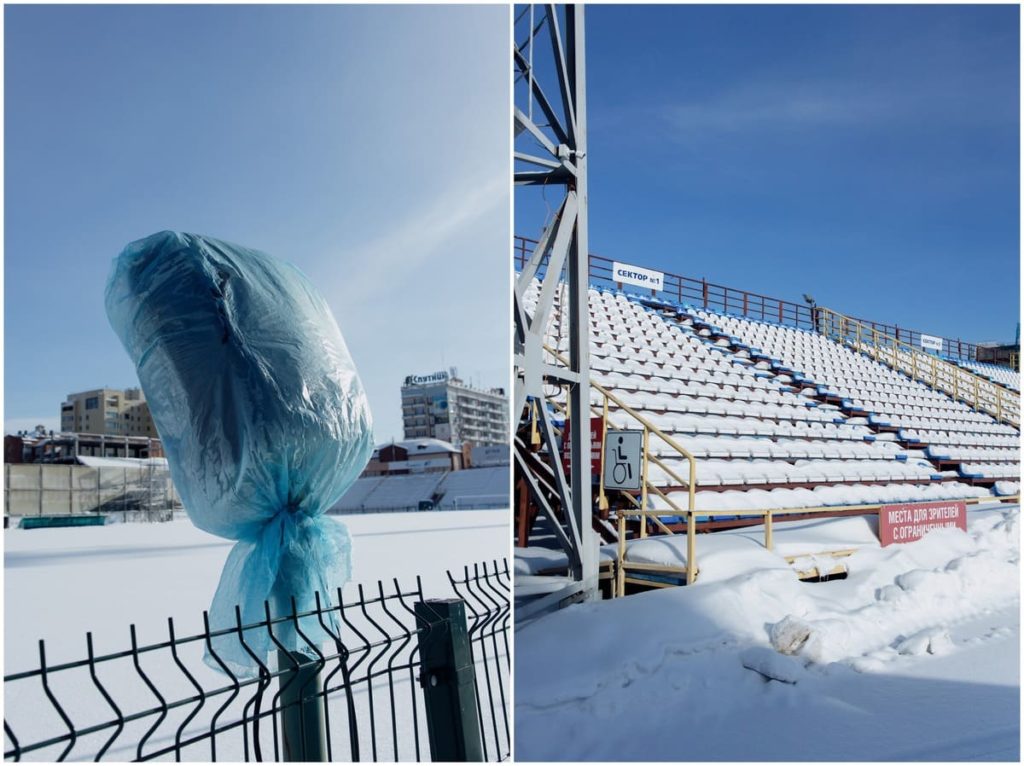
[658,80,894,136]
[330,172,508,308]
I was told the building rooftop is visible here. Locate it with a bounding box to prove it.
[77,455,169,468]
[374,438,461,455]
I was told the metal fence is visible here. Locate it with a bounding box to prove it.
[447,564,510,759]
[3,560,510,762]
[514,234,981,360]
[4,464,181,520]
[449,496,509,511]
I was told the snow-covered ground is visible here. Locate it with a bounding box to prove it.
[4,509,509,761]
[5,510,508,665]
[515,505,1020,761]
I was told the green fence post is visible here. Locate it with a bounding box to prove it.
[278,650,328,762]
[414,598,484,762]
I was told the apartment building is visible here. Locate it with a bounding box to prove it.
[59,387,157,437]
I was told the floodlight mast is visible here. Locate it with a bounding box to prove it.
[514,4,598,613]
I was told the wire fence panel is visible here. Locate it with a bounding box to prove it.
[3,560,510,762]
[5,465,181,521]
[447,563,511,762]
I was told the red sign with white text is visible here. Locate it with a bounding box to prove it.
[878,501,967,547]
[561,417,604,477]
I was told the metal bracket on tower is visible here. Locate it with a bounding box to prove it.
[514,4,598,616]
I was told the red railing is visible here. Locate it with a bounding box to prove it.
[514,235,979,360]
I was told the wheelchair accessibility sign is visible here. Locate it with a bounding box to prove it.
[603,430,643,491]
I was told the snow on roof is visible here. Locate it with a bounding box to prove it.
[76,456,169,468]
[376,438,460,455]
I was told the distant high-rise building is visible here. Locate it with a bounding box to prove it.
[400,369,508,447]
[59,387,157,437]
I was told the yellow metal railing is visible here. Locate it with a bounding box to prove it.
[610,494,1018,584]
[816,308,1020,428]
[593,382,697,593]
[542,345,700,591]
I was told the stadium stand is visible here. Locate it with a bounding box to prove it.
[521,276,1015,517]
[357,472,445,511]
[330,467,508,512]
[954,359,1020,392]
[690,308,1020,484]
[517,267,1019,594]
[328,475,388,512]
[435,466,510,509]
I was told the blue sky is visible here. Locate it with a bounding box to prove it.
[5,4,509,440]
[516,4,1019,345]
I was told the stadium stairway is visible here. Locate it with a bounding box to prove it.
[514,434,617,549]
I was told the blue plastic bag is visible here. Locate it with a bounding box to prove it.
[105,231,373,676]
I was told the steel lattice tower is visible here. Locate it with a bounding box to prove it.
[513,4,598,616]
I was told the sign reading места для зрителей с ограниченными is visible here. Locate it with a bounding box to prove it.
[878,500,967,546]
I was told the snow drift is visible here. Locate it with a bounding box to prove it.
[516,506,1020,760]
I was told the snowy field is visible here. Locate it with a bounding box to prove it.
[4,509,509,761]
[515,505,1020,761]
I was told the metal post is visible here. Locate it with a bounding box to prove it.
[278,650,327,762]
[598,395,608,514]
[639,428,649,539]
[567,3,596,593]
[686,509,696,585]
[616,513,626,598]
[415,598,484,762]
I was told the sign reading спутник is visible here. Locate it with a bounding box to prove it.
[404,371,449,386]
[878,500,967,546]
[612,261,664,291]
